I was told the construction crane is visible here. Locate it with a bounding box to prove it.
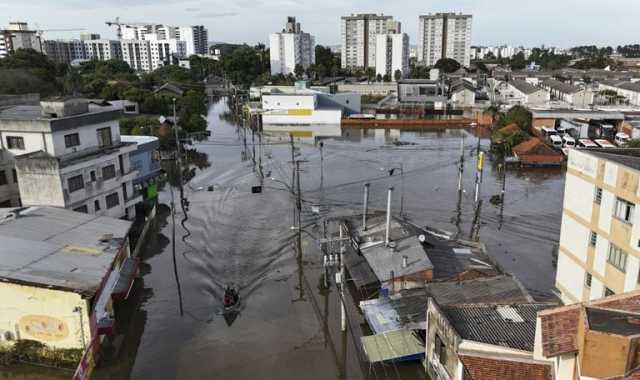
[105,17,149,40]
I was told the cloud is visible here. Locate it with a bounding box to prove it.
[197,12,239,18]
[184,7,200,12]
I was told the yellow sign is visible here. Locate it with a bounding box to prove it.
[477,152,485,172]
[287,109,313,116]
[289,131,313,138]
[19,315,70,342]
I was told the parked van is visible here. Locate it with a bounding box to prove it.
[549,135,563,148]
[541,127,557,138]
[594,139,616,149]
[615,132,630,146]
[562,136,576,148]
[578,139,598,148]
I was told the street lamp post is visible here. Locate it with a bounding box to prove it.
[383,163,404,216]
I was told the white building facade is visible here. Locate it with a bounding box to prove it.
[269,17,315,76]
[556,149,640,304]
[341,14,396,70]
[418,13,472,67]
[177,26,208,56]
[0,99,142,219]
[375,33,409,80]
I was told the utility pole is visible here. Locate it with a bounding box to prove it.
[458,138,465,193]
[499,152,507,230]
[290,134,295,194]
[339,223,346,332]
[319,141,324,188]
[474,151,485,204]
[362,183,370,231]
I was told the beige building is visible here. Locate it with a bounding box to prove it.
[0,206,136,353]
[556,149,640,304]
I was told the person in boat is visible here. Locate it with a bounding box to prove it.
[223,286,239,307]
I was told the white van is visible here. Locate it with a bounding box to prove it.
[615,132,630,146]
[594,139,616,149]
[562,136,576,148]
[549,135,563,148]
[578,139,598,148]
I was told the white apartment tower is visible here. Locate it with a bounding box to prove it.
[375,32,409,80]
[269,17,315,76]
[341,14,397,70]
[177,26,208,56]
[121,24,207,56]
[418,13,472,67]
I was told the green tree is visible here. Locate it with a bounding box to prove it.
[498,105,532,133]
[510,52,527,70]
[434,58,461,73]
[294,64,305,79]
[365,67,376,83]
[383,73,391,82]
[394,69,402,82]
[376,73,383,82]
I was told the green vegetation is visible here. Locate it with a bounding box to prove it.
[617,44,640,58]
[434,58,461,73]
[0,49,63,95]
[490,105,534,155]
[626,139,640,148]
[0,340,83,368]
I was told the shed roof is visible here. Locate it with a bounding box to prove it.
[443,303,552,351]
[542,79,583,94]
[362,235,433,282]
[510,80,543,95]
[0,206,131,295]
[460,354,553,380]
[512,138,563,164]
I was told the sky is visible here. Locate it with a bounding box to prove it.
[1,0,639,48]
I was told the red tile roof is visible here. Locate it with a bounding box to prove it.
[538,290,640,358]
[460,354,553,380]
[512,138,563,165]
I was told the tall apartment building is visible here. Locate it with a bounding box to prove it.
[417,13,472,67]
[84,39,123,61]
[121,24,207,56]
[375,32,409,80]
[177,26,208,56]
[556,149,640,304]
[0,22,42,58]
[269,17,315,76]
[121,38,186,72]
[0,98,142,219]
[341,14,397,70]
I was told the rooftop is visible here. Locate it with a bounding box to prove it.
[0,206,132,295]
[581,148,640,172]
[586,307,640,336]
[542,79,583,94]
[618,81,640,93]
[509,80,544,95]
[459,354,553,380]
[442,303,552,351]
[0,103,119,122]
[362,235,433,282]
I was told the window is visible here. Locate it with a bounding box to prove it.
[67,175,85,193]
[589,231,597,247]
[106,192,119,209]
[434,334,447,366]
[73,205,88,213]
[102,164,116,180]
[97,127,113,148]
[64,133,80,148]
[594,187,602,204]
[0,171,6,186]
[607,244,628,272]
[6,136,24,150]
[614,198,635,224]
[11,169,17,183]
[604,287,615,297]
[94,199,100,211]
[585,273,592,287]
[90,170,96,182]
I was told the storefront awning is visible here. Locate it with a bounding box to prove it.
[111,257,139,301]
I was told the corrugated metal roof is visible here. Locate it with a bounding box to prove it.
[0,207,131,294]
[361,329,424,363]
[509,80,543,95]
[442,303,552,351]
[362,236,433,282]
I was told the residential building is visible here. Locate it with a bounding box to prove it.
[42,39,88,64]
[341,14,396,69]
[0,151,19,207]
[599,80,640,106]
[426,300,553,380]
[0,206,137,356]
[0,98,142,219]
[121,39,151,72]
[418,13,472,67]
[0,22,42,57]
[80,33,101,41]
[491,79,550,105]
[120,135,161,199]
[450,80,476,107]
[534,290,640,379]
[374,32,409,80]
[269,17,315,76]
[84,39,122,61]
[177,25,208,56]
[397,79,446,105]
[541,79,594,107]
[556,149,640,304]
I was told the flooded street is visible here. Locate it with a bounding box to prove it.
[1,98,564,379]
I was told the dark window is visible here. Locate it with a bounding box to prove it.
[589,231,597,247]
[0,171,6,186]
[604,287,615,297]
[64,133,80,148]
[585,273,592,287]
[614,197,635,224]
[434,334,447,366]
[106,192,119,208]
[608,244,628,272]
[68,175,84,193]
[11,169,17,184]
[6,136,24,150]
[102,164,116,180]
[90,170,96,182]
[594,187,602,204]
[97,127,113,148]
[73,205,88,213]
[94,199,100,211]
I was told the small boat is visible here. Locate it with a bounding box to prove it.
[223,286,239,310]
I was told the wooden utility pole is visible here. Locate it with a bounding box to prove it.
[290,134,295,194]
[458,137,465,193]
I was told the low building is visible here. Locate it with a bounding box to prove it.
[556,149,640,304]
[426,300,553,380]
[493,79,550,106]
[336,83,397,96]
[450,80,476,108]
[599,80,640,107]
[0,150,19,207]
[0,206,137,355]
[397,79,446,105]
[0,98,142,219]
[120,135,161,199]
[511,138,564,167]
[541,79,594,107]
[534,290,640,379]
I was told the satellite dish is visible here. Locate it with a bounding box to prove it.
[418,234,426,243]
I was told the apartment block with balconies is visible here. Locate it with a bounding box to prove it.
[556,149,640,304]
[0,98,142,219]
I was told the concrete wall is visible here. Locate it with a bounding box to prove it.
[337,84,396,96]
[262,109,342,125]
[15,156,66,208]
[316,92,361,115]
[262,94,316,111]
[426,298,460,380]
[0,282,91,350]
[0,94,40,107]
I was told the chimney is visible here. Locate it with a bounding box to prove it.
[385,186,394,246]
[362,183,370,231]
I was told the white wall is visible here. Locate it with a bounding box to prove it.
[624,255,639,292]
[262,94,316,110]
[590,277,604,300]
[262,109,342,125]
[50,121,120,157]
[560,214,590,263]
[557,252,585,302]
[598,190,614,234]
[593,235,609,278]
[563,173,594,222]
